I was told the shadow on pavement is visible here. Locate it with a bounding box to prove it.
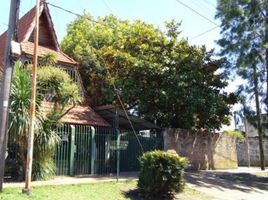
[185,171,268,193]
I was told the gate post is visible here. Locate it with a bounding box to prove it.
[90,126,96,175]
[69,125,75,176]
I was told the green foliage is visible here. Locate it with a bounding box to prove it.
[8,62,81,180]
[61,14,236,130]
[40,53,57,66]
[223,130,245,140]
[216,0,267,170]
[37,66,82,108]
[216,0,267,105]
[138,150,188,198]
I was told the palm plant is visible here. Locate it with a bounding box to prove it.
[8,61,82,180]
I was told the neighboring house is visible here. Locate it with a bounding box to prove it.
[0,2,162,177]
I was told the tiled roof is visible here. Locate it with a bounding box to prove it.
[0,3,76,66]
[21,41,77,65]
[41,101,111,127]
[0,5,38,66]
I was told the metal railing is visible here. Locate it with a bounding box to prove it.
[54,125,163,176]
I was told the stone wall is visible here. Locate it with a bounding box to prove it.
[163,128,238,170]
[236,137,268,166]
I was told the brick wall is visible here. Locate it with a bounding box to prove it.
[163,128,238,170]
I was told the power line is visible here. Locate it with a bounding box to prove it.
[102,0,113,13]
[45,1,81,18]
[47,0,220,43]
[190,25,219,41]
[45,1,112,29]
[174,0,219,26]
[190,0,215,17]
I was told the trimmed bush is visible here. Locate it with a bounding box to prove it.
[138,150,188,198]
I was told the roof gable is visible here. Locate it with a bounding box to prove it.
[19,3,60,50]
[0,2,76,66]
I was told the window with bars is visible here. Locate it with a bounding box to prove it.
[21,57,84,99]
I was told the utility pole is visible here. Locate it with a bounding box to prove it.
[0,0,20,192]
[22,0,40,195]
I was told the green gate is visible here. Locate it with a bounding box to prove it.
[54,125,163,176]
[120,132,163,172]
[54,124,92,176]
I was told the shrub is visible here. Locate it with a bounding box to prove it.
[223,130,245,140]
[138,150,188,198]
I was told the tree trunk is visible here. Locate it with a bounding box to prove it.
[266,48,268,107]
[265,2,268,109]
[253,65,265,170]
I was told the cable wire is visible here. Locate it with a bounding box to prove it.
[102,0,113,13]
[174,0,219,26]
[189,25,219,41]
[97,57,145,153]
[45,1,114,29]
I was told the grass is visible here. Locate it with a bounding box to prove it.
[0,180,213,200]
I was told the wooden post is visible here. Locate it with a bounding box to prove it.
[0,0,20,192]
[22,0,40,195]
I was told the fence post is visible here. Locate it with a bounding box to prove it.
[69,125,75,176]
[115,108,121,182]
[90,126,96,175]
[116,132,121,182]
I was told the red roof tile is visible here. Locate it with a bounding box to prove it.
[21,41,77,65]
[41,101,110,127]
[0,5,38,66]
[0,2,76,66]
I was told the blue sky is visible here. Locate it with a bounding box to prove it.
[0,0,220,50]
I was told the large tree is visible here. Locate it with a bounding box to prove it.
[216,0,267,170]
[61,14,236,131]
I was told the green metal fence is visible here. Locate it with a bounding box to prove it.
[54,125,163,176]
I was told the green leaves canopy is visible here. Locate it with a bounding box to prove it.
[216,0,268,100]
[61,14,236,130]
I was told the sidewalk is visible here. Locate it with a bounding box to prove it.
[185,167,268,200]
[4,172,138,188]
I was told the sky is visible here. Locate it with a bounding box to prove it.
[0,0,239,130]
[0,0,220,49]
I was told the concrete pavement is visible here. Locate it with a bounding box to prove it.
[185,167,268,200]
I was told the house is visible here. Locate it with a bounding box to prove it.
[0,2,162,177]
[0,2,109,128]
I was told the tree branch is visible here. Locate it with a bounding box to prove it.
[57,102,76,121]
